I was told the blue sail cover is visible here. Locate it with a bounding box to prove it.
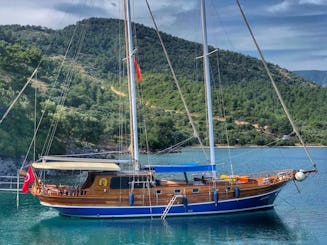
[143,163,216,173]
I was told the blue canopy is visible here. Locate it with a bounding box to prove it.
[143,163,216,173]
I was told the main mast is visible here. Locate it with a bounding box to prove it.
[201,0,216,178]
[124,0,139,171]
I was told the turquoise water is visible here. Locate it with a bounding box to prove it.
[0,148,326,244]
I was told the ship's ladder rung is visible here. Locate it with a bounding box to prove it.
[161,195,182,219]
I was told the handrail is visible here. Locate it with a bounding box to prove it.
[161,195,183,219]
[0,176,24,191]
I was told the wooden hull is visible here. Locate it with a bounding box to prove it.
[32,173,290,218]
[39,188,281,218]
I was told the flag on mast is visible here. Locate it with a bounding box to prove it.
[134,56,142,83]
[22,166,35,193]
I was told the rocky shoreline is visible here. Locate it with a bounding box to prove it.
[0,146,125,176]
[0,157,24,176]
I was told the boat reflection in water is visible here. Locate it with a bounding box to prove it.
[33,210,306,244]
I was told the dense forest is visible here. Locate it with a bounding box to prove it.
[0,18,326,160]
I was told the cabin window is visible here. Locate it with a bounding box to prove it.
[192,188,199,193]
[110,177,129,189]
[174,189,181,194]
[155,190,162,195]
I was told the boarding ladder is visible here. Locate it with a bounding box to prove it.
[161,195,183,220]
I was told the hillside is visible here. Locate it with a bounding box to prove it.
[293,70,327,87]
[0,18,326,161]
[1,19,312,86]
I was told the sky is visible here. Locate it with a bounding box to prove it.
[0,0,326,71]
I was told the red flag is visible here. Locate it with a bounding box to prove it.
[134,56,142,83]
[22,166,35,193]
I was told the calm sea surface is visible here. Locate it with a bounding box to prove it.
[0,147,326,244]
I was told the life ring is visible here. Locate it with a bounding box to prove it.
[98,177,108,186]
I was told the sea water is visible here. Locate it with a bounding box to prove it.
[0,147,326,244]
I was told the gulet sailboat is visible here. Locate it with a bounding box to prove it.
[26,0,316,218]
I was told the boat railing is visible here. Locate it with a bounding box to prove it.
[215,169,294,184]
[41,184,85,197]
[0,175,24,191]
[246,169,294,179]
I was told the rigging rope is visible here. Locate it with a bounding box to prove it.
[154,136,195,155]
[42,150,127,158]
[20,19,85,169]
[214,49,234,176]
[0,34,54,126]
[43,22,88,156]
[0,69,37,125]
[123,0,136,168]
[145,0,209,162]
[118,2,130,160]
[127,6,151,163]
[33,72,37,161]
[236,0,316,169]
[40,26,80,156]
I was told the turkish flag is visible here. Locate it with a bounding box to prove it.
[134,56,142,83]
[22,165,35,193]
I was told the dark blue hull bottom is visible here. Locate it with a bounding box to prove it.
[41,188,282,218]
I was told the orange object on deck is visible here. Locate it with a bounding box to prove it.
[237,176,249,183]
